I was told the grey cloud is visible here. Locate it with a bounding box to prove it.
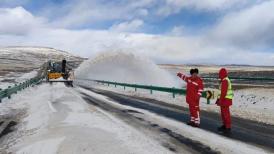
[156,0,265,16]
[208,0,274,50]
[45,0,156,29]
[109,19,144,32]
[0,7,46,35]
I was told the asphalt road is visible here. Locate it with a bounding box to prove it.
[79,85,274,153]
[79,89,220,154]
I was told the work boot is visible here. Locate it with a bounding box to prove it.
[187,121,194,125]
[223,128,231,134]
[192,123,200,128]
[217,125,226,132]
[187,121,200,128]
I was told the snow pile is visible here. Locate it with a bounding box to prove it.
[76,51,181,87]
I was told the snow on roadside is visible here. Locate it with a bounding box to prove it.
[0,84,34,118]
[1,83,172,154]
[16,137,65,154]
[232,88,274,124]
[80,81,274,125]
[0,70,38,90]
[15,71,38,83]
[0,82,11,90]
[77,87,269,154]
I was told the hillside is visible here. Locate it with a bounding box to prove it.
[0,46,84,74]
[0,46,84,88]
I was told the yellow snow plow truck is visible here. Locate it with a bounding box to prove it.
[46,59,74,87]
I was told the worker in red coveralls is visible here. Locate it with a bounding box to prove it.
[216,68,233,133]
[177,68,204,127]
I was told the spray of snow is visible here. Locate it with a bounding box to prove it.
[75,50,182,87]
[15,71,38,83]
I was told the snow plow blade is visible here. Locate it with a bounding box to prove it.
[48,80,73,83]
[48,80,73,87]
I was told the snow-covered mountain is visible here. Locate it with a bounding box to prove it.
[0,46,84,89]
[0,46,84,76]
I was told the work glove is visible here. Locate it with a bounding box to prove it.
[177,72,183,78]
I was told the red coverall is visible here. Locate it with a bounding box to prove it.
[179,74,204,125]
[217,68,232,129]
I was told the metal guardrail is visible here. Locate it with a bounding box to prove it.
[0,77,44,103]
[77,79,214,104]
[202,76,274,81]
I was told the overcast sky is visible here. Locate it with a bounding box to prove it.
[0,0,274,65]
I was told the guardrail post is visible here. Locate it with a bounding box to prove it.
[172,87,175,98]
[115,83,117,88]
[7,86,11,99]
[124,86,126,90]
[19,83,22,91]
[0,88,2,103]
[135,87,137,92]
[14,84,17,94]
[31,79,35,87]
[150,86,153,94]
